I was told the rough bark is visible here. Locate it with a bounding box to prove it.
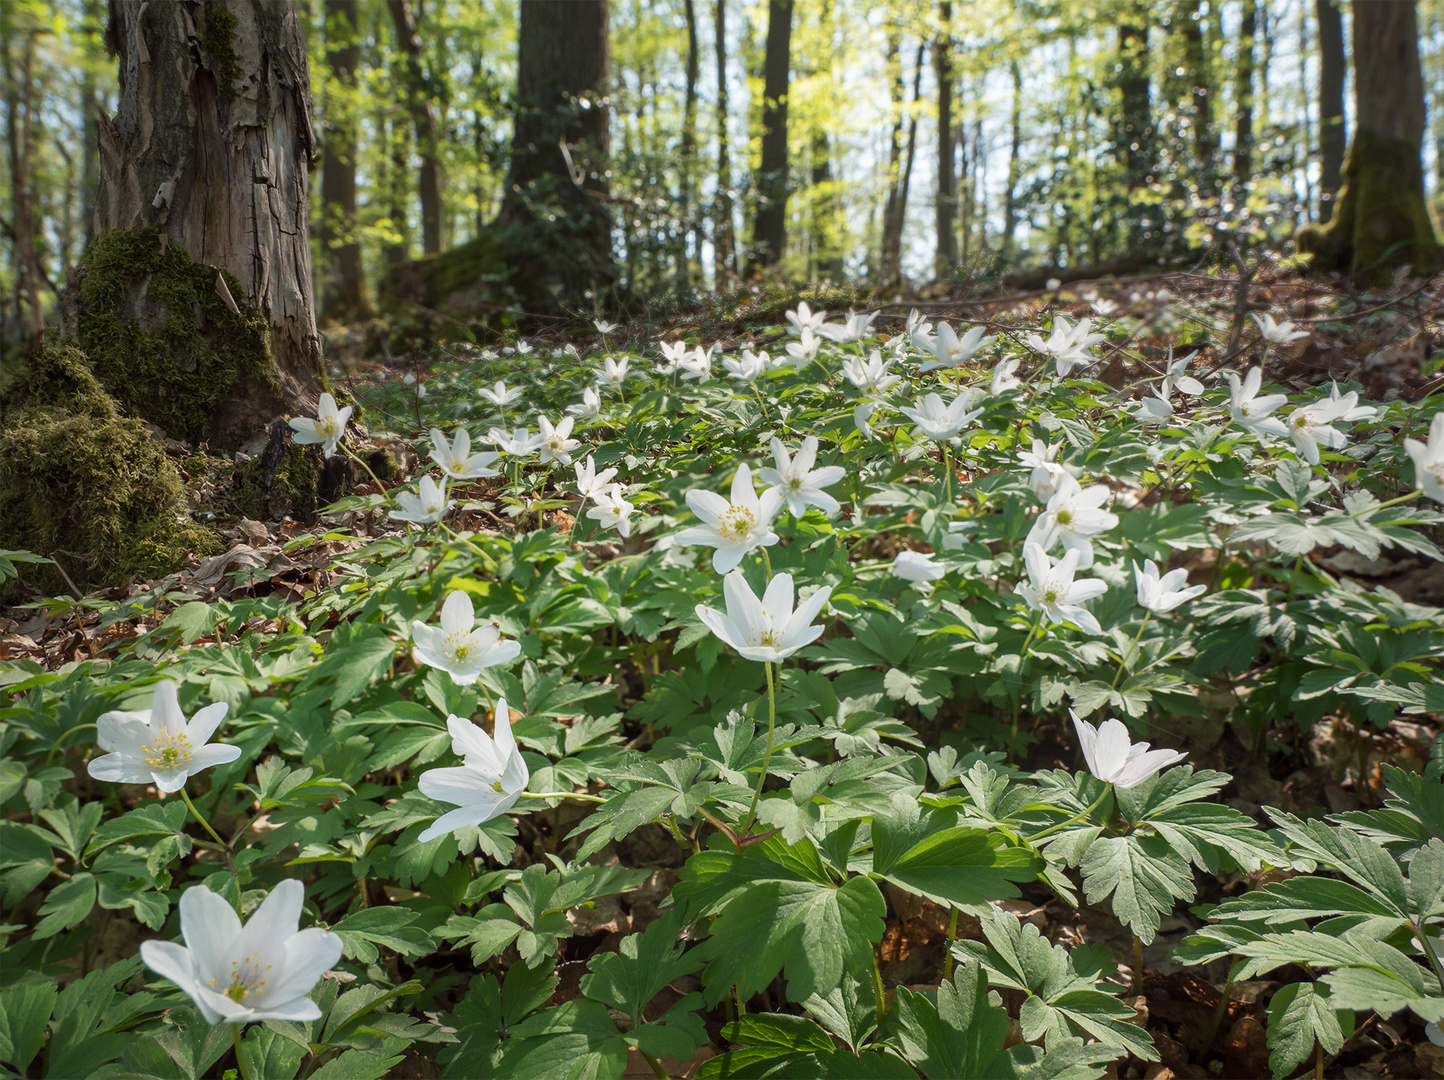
[1298,0,1441,283]
[1115,11,1154,249]
[497,0,613,313]
[387,0,444,255]
[680,0,699,279]
[1233,0,1256,192]
[877,32,905,283]
[713,0,736,286]
[1315,0,1346,220]
[934,1,956,280]
[320,0,370,323]
[747,0,793,276]
[90,0,324,446]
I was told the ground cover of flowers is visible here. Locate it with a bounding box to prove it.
[2,279,1443,1079]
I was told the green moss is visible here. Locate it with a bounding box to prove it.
[229,443,319,523]
[1298,128,1443,286]
[200,4,243,96]
[380,235,508,330]
[76,227,281,448]
[0,343,221,595]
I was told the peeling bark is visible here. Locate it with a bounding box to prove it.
[92,0,325,429]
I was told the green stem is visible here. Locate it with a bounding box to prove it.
[1009,617,1043,762]
[1417,921,1444,999]
[1030,786,1112,842]
[941,440,953,504]
[232,1025,254,1080]
[340,443,388,493]
[870,945,888,1026]
[943,907,959,981]
[641,1051,670,1080]
[1355,488,1422,515]
[1110,611,1151,689]
[1131,933,1143,995]
[517,791,607,803]
[760,545,773,582]
[739,661,778,837]
[178,788,225,848]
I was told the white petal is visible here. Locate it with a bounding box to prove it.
[440,592,475,636]
[150,681,186,737]
[179,886,242,985]
[86,752,155,785]
[188,744,242,773]
[185,702,230,747]
[257,926,342,1007]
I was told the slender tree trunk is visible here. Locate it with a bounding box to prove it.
[713,0,736,286]
[1233,0,1256,193]
[1116,10,1153,250]
[748,0,793,275]
[388,0,443,255]
[679,0,699,282]
[89,0,325,446]
[4,33,44,338]
[877,32,905,282]
[1180,0,1216,201]
[934,1,956,280]
[1316,0,1346,220]
[879,40,923,285]
[894,43,925,282]
[1001,60,1023,261]
[81,0,106,247]
[321,0,370,323]
[498,0,612,312]
[1299,0,1441,282]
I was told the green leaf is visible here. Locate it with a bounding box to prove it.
[0,978,57,1073]
[307,1050,407,1080]
[1079,835,1194,944]
[580,910,703,1022]
[33,871,97,939]
[306,629,398,706]
[1266,983,1350,1080]
[332,908,435,962]
[890,963,1012,1080]
[871,815,1044,911]
[85,801,189,858]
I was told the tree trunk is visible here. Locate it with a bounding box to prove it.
[388,0,444,255]
[1233,0,1256,193]
[4,31,45,339]
[1116,10,1154,250]
[1179,0,1216,201]
[679,0,699,282]
[811,130,844,281]
[1001,60,1022,260]
[747,0,792,276]
[86,0,323,449]
[879,39,923,287]
[713,0,736,287]
[934,1,956,280]
[1316,0,1346,221]
[497,0,612,314]
[320,0,370,323]
[1299,0,1441,283]
[877,32,905,283]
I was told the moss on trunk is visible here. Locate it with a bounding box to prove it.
[1297,128,1442,285]
[74,227,288,450]
[0,343,220,595]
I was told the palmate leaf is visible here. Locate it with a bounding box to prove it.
[954,909,1157,1061]
[1265,812,1415,915]
[1079,834,1194,945]
[675,836,886,1005]
[579,910,703,1022]
[1265,983,1351,1080]
[695,1012,917,1079]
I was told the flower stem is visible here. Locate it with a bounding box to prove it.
[1110,611,1151,689]
[1029,786,1112,842]
[941,441,953,504]
[943,906,959,981]
[178,788,226,848]
[641,1051,670,1080]
[761,545,773,582]
[340,443,388,493]
[870,945,888,1027]
[232,1025,254,1080]
[1131,933,1144,996]
[517,791,607,803]
[739,661,778,838]
[1354,488,1422,515]
[1417,920,1444,999]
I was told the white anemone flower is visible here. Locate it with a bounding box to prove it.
[759,436,846,517]
[139,879,343,1025]
[514,340,533,355]
[567,386,603,419]
[854,402,879,441]
[412,592,521,685]
[1162,349,1205,397]
[1327,382,1376,422]
[679,347,713,382]
[490,425,545,457]
[1018,439,1069,501]
[1133,559,1206,614]
[1071,710,1187,788]
[1136,387,1175,423]
[537,416,581,465]
[479,381,524,408]
[1026,476,1118,570]
[784,327,821,369]
[658,341,689,374]
[1016,542,1107,635]
[898,391,984,442]
[593,319,618,334]
[288,393,352,459]
[428,428,501,481]
[677,464,782,573]
[1252,312,1310,345]
[587,486,636,538]
[390,475,450,525]
[87,681,240,794]
[417,697,530,842]
[915,322,995,371]
[1024,316,1106,378]
[817,309,879,344]
[1287,393,1356,466]
[786,301,827,336]
[1405,411,1444,504]
[723,351,768,382]
[694,570,832,662]
[892,550,945,594]
[599,357,630,390]
[574,455,619,499]
[990,357,1021,395]
[841,350,900,396]
[1227,367,1290,438]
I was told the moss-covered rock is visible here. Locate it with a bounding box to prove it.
[1298,128,1443,286]
[379,234,510,338]
[74,226,287,450]
[0,342,220,595]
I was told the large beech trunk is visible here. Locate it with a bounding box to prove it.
[91,0,325,442]
[1299,0,1441,283]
